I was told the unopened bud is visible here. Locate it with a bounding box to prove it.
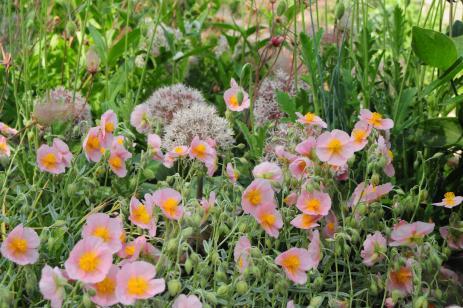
[236,281,248,295]
[168,279,182,296]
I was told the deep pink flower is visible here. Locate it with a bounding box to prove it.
[316,129,355,166]
[130,104,151,134]
[37,144,65,174]
[224,78,250,112]
[252,161,283,185]
[82,213,123,253]
[361,231,387,266]
[433,192,463,209]
[389,220,434,247]
[289,157,312,179]
[234,236,251,273]
[87,264,119,307]
[0,224,40,265]
[39,265,67,308]
[275,248,311,284]
[296,190,331,216]
[173,294,202,308]
[359,109,394,130]
[241,179,275,216]
[295,137,316,156]
[255,203,283,238]
[296,112,327,128]
[152,188,183,220]
[83,127,105,162]
[147,134,164,161]
[115,261,165,305]
[129,196,157,236]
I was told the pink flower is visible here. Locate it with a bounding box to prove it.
[433,192,463,209]
[275,247,311,284]
[316,129,355,166]
[64,236,113,283]
[389,220,435,247]
[39,265,67,308]
[290,214,321,230]
[296,112,327,128]
[360,231,387,266]
[295,137,316,156]
[0,122,18,136]
[100,110,118,146]
[289,157,312,179]
[359,109,394,130]
[296,190,331,216]
[387,262,413,296]
[129,196,157,236]
[226,163,239,184]
[350,121,371,152]
[163,146,189,168]
[152,188,183,220]
[52,138,73,168]
[189,136,215,162]
[334,164,349,181]
[234,236,251,273]
[147,134,164,161]
[224,78,250,112]
[130,104,151,134]
[252,161,283,185]
[118,236,147,262]
[255,204,283,238]
[323,211,338,238]
[82,213,123,253]
[115,261,165,305]
[0,135,10,157]
[108,143,132,177]
[275,145,297,164]
[377,136,395,177]
[287,300,295,308]
[0,224,40,265]
[200,192,216,222]
[173,294,202,308]
[83,127,105,162]
[348,182,393,206]
[205,158,218,176]
[283,191,298,206]
[37,144,65,174]
[241,179,275,215]
[307,230,321,269]
[439,226,463,249]
[87,264,119,307]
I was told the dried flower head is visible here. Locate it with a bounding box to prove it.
[142,19,182,56]
[163,103,234,150]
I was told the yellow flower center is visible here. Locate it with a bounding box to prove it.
[327,222,335,231]
[192,143,207,159]
[87,135,100,151]
[327,138,343,156]
[387,150,393,160]
[162,198,178,217]
[260,212,276,227]
[78,251,100,273]
[238,255,244,269]
[127,276,149,296]
[444,192,456,206]
[302,214,318,227]
[95,277,116,295]
[352,129,366,143]
[298,160,307,171]
[41,153,57,169]
[281,255,300,274]
[125,245,136,256]
[369,112,383,126]
[174,147,184,155]
[9,237,28,255]
[304,112,315,122]
[230,95,239,107]
[132,204,150,225]
[117,137,124,145]
[391,267,412,285]
[305,198,321,213]
[105,122,114,133]
[109,155,123,169]
[93,226,111,242]
[0,142,7,153]
[246,189,262,206]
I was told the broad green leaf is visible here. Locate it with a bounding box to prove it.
[276,91,296,120]
[108,29,140,66]
[411,26,457,69]
[417,117,463,148]
[88,25,107,63]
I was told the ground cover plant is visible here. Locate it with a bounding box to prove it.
[1,0,463,307]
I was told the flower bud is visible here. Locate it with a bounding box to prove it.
[371,173,380,186]
[25,268,37,296]
[82,292,93,308]
[143,168,156,179]
[168,279,182,296]
[205,291,218,304]
[217,284,230,297]
[238,222,248,233]
[236,281,248,295]
[65,20,77,37]
[166,238,178,253]
[271,36,284,47]
[309,295,324,307]
[276,1,287,15]
[211,251,220,264]
[214,271,227,283]
[251,247,261,258]
[335,2,345,20]
[181,227,194,238]
[86,48,100,74]
[184,258,193,274]
[413,295,427,308]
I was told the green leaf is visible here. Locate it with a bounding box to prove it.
[88,25,107,64]
[422,57,463,95]
[411,26,458,70]
[417,117,463,148]
[108,29,140,66]
[276,91,296,120]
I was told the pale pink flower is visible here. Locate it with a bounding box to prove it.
[255,204,283,238]
[234,236,251,273]
[316,129,355,166]
[163,146,189,168]
[377,136,395,177]
[389,220,435,247]
[82,213,123,253]
[439,226,463,250]
[205,158,218,176]
[200,192,216,221]
[173,294,202,308]
[39,265,67,308]
[226,163,239,184]
[433,192,463,209]
[287,300,295,308]
[64,236,113,283]
[0,224,40,265]
[296,112,327,128]
[108,143,132,177]
[117,236,147,262]
[37,144,65,174]
[359,109,394,130]
[385,298,395,308]
[223,78,250,112]
[296,190,331,216]
[129,196,157,236]
[283,191,298,206]
[189,136,215,162]
[115,261,165,305]
[52,138,73,168]
[252,161,283,185]
[307,230,321,269]
[350,121,371,152]
[0,122,18,136]
[323,211,338,238]
[83,127,105,162]
[348,182,393,206]
[130,104,152,134]
[295,137,316,156]
[275,145,297,164]
[360,231,387,266]
[100,110,118,146]
[387,262,413,296]
[289,157,312,179]
[142,242,162,262]
[147,134,164,161]
[0,135,11,157]
[152,188,183,220]
[275,248,311,284]
[290,214,321,230]
[241,179,275,215]
[87,264,119,307]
